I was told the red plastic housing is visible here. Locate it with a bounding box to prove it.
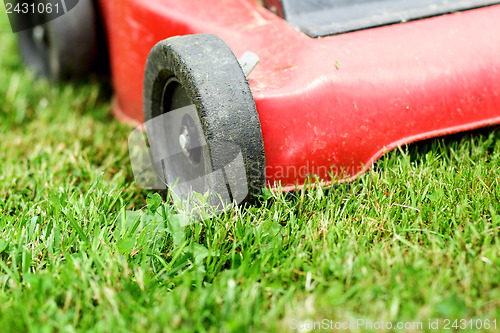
[98,0,500,190]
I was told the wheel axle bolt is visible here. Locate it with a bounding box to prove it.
[179,133,188,151]
[33,26,45,45]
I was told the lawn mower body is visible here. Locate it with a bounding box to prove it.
[98,0,500,190]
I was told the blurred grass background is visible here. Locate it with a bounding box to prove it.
[0,9,499,333]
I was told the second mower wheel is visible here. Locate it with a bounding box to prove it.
[17,0,98,80]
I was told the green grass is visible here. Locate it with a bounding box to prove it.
[1,12,499,333]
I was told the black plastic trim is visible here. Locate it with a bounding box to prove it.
[265,0,500,38]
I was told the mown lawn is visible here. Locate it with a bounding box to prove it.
[0,12,499,333]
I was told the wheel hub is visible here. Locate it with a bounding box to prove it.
[32,26,46,48]
[179,126,191,156]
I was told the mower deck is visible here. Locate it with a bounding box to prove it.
[99,0,500,190]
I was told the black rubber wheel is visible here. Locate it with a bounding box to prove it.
[17,0,97,80]
[143,34,266,204]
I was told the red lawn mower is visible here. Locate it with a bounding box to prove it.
[15,0,500,205]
